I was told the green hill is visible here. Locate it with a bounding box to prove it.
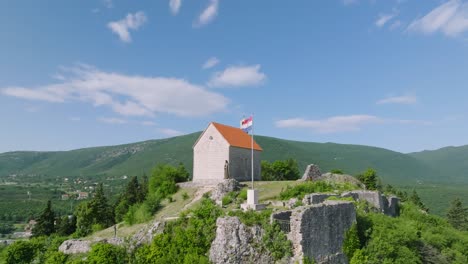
[0,133,440,186]
[1,133,468,215]
[410,145,468,184]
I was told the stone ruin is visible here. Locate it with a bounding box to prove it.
[210,217,274,264]
[300,164,322,181]
[270,200,356,264]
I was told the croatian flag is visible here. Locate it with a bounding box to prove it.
[240,116,253,133]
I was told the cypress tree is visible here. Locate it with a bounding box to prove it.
[32,200,55,237]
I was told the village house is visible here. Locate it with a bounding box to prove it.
[76,191,89,200]
[193,122,262,183]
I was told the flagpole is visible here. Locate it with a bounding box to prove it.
[251,114,254,190]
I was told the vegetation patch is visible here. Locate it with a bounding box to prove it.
[279,181,357,200]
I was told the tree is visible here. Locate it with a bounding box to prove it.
[75,184,114,236]
[5,240,36,264]
[32,200,55,237]
[56,215,76,236]
[447,198,467,231]
[89,183,114,228]
[409,190,429,212]
[261,159,300,181]
[356,168,380,191]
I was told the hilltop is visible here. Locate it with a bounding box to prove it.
[0,132,445,185]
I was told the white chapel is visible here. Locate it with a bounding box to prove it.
[192,122,262,182]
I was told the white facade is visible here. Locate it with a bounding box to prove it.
[193,124,230,182]
[193,123,262,182]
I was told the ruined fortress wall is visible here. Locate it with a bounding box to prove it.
[289,201,356,263]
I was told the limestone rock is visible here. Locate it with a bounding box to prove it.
[289,200,356,264]
[319,173,365,188]
[300,164,322,181]
[59,239,92,254]
[209,216,274,264]
[131,221,163,249]
[210,179,241,205]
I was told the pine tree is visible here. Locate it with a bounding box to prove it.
[447,198,467,231]
[32,200,55,237]
[409,190,429,212]
[90,183,114,227]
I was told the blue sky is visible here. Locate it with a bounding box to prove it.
[1,0,468,153]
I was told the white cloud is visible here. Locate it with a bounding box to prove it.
[107,11,147,42]
[0,64,229,117]
[98,117,127,124]
[2,86,65,102]
[275,115,382,133]
[158,128,183,137]
[195,0,219,27]
[141,121,156,126]
[208,65,266,88]
[70,117,81,122]
[408,0,468,37]
[390,20,402,30]
[170,0,182,15]
[376,11,398,28]
[376,95,417,105]
[202,57,220,69]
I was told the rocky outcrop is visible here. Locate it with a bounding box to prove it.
[289,200,356,264]
[130,221,164,248]
[59,239,92,254]
[59,221,164,255]
[301,164,322,181]
[319,173,365,189]
[209,217,274,264]
[210,179,241,205]
[302,193,337,205]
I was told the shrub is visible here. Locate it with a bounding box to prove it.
[279,181,357,200]
[262,159,300,181]
[138,198,223,263]
[238,189,248,201]
[343,224,360,260]
[5,240,36,264]
[87,243,127,264]
[182,192,189,201]
[262,222,292,260]
[331,169,344,174]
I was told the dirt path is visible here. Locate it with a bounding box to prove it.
[183,186,215,210]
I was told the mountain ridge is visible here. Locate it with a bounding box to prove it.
[0,131,457,185]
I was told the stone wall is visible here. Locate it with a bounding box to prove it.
[193,124,230,182]
[341,190,400,217]
[302,193,337,205]
[289,200,356,264]
[228,147,261,182]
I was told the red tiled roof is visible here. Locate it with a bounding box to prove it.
[212,122,262,151]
